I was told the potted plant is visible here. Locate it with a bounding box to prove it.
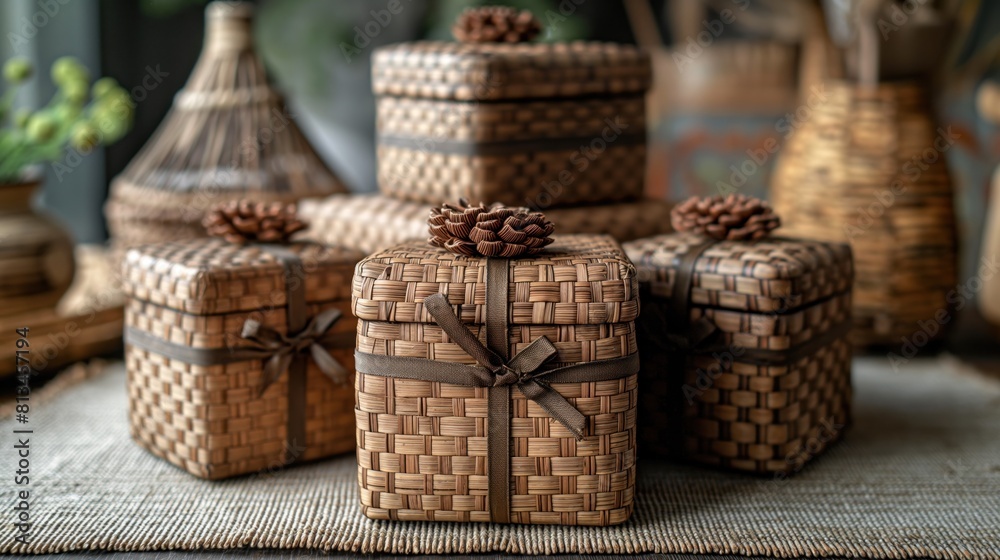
[0,56,133,316]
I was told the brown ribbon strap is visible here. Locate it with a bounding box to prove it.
[484,257,511,524]
[242,308,351,397]
[652,237,854,364]
[354,257,640,523]
[124,244,351,466]
[422,293,588,438]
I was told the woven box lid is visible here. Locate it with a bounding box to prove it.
[623,232,853,313]
[352,234,638,326]
[371,41,651,101]
[122,238,362,316]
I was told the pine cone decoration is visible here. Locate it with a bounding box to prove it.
[429,199,555,258]
[203,200,308,244]
[670,194,781,241]
[452,6,541,43]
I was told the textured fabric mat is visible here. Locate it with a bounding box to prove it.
[3,357,999,558]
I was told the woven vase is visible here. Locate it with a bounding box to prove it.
[770,81,957,346]
[105,1,346,261]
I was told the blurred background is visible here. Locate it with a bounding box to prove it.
[2,0,1000,375]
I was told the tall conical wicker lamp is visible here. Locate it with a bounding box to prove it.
[105,1,346,258]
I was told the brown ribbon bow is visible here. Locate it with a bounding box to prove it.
[422,293,588,438]
[124,244,354,468]
[353,257,639,523]
[242,308,350,398]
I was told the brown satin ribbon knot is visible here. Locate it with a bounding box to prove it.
[354,257,639,523]
[242,307,349,398]
[125,244,355,469]
[423,293,588,438]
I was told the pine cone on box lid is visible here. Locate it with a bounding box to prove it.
[203,200,308,244]
[671,194,781,241]
[429,198,555,258]
[452,6,541,43]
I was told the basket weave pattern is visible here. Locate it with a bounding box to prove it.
[372,42,651,101]
[373,41,650,207]
[122,239,362,479]
[353,235,639,525]
[770,82,957,346]
[624,232,853,473]
[299,194,674,254]
[639,336,852,473]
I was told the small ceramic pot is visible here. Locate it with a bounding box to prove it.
[0,176,76,316]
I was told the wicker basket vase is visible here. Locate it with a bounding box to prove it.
[122,238,363,479]
[105,2,346,260]
[770,81,957,346]
[300,194,673,254]
[352,235,639,525]
[623,232,854,474]
[373,41,651,207]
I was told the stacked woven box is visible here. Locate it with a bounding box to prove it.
[301,7,671,253]
[623,228,854,474]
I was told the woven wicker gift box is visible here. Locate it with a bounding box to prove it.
[352,233,640,525]
[122,231,363,479]
[372,8,651,208]
[622,196,854,474]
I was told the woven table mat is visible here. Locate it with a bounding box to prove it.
[3,358,999,558]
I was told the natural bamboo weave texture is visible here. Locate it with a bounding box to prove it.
[352,235,639,525]
[770,81,957,346]
[371,41,651,101]
[623,233,854,472]
[351,235,639,326]
[122,239,363,479]
[299,194,674,255]
[376,95,646,206]
[624,232,854,313]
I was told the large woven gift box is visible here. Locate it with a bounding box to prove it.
[372,8,651,207]
[352,233,640,525]
[300,194,673,254]
[122,232,363,479]
[622,196,854,474]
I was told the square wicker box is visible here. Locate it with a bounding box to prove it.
[352,235,640,525]
[372,41,651,207]
[299,194,674,254]
[122,239,364,479]
[623,232,854,474]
